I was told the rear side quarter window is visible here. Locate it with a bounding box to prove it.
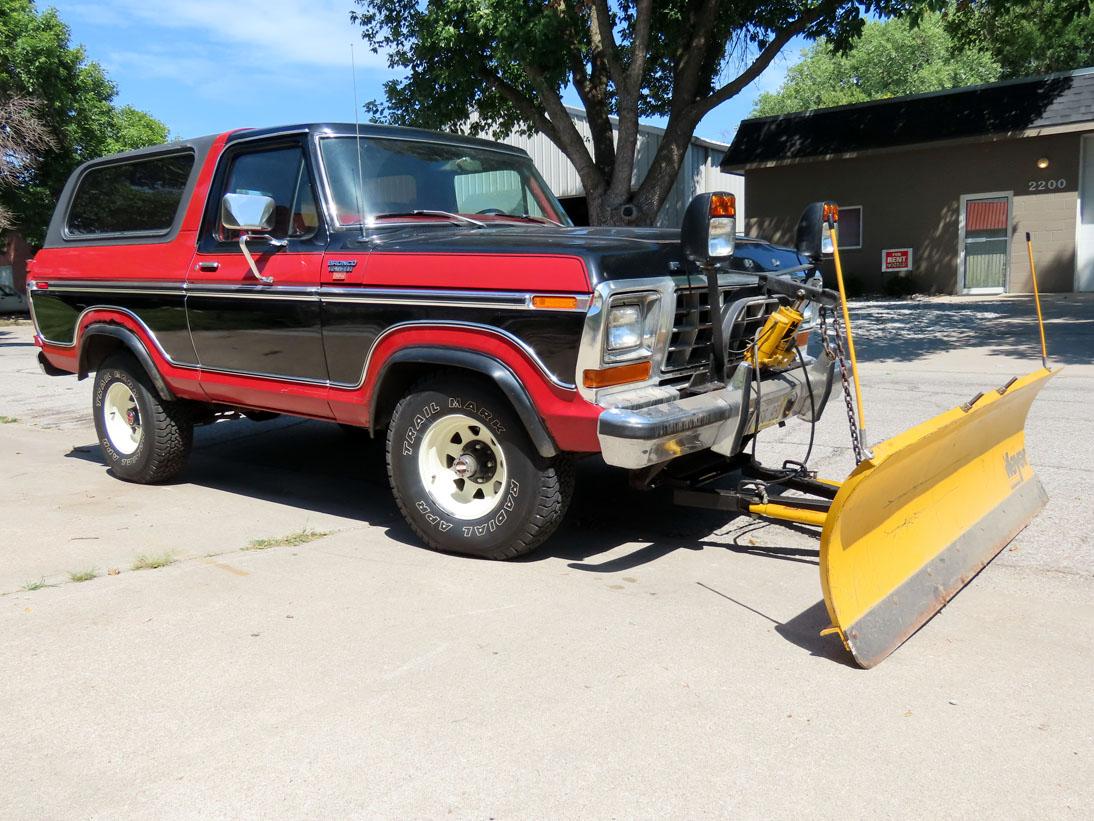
[65,152,195,238]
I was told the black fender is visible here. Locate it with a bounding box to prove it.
[78,324,176,402]
[370,347,559,458]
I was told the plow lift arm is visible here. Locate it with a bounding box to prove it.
[674,197,1058,667]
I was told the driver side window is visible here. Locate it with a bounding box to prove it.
[217,145,319,242]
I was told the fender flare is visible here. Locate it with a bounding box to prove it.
[77,324,177,402]
[370,347,559,458]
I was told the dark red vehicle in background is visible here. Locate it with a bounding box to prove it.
[28,123,835,558]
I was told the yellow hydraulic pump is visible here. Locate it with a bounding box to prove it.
[748,303,804,370]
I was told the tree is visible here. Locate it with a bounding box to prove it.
[752,12,1000,116]
[105,106,170,156]
[945,0,1094,79]
[0,0,169,244]
[353,0,937,226]
[0,97,54,230]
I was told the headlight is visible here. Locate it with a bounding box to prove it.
[604,293,660,363]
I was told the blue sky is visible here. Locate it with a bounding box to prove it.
[52,0,804,146]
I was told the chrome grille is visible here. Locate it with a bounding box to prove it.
[663,286,778,373]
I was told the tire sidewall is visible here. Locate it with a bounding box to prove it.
[93,364,154,480]
[389,382,545,556]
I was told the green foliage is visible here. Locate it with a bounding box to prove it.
[0,0,168,244]
[131,552,175,571]
[245,529,332,551]
[352,0,938,224]
[105,106,170,156]
[752,12,1000,116]
[945,0,1094,79]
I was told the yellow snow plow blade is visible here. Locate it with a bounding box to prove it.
[820,367,1057,668]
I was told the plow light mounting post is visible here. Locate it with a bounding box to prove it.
[681,192,737,383]
[1025,232,1050,370]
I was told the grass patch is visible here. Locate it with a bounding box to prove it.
[0,416,18,424]
[23,578,48,591]
[131,552,175,571]
[244,528,332,551]
[68,568,98,583]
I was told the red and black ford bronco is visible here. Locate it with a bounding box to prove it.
[28,123,838,558]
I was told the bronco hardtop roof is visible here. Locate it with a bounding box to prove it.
[225,122,530,156]
[78,122,530,167]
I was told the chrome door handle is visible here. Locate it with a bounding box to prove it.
[196,261,220,272]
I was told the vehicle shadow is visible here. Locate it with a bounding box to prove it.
[66,416,405,527]
[0,329,34,347]
[66,419,847,663]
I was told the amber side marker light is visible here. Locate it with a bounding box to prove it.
[531,295,579,310]
[822,202,839,223]
[583,361,652,389]
[709,193,736,218]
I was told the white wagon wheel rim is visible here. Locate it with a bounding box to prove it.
[103,381,142,455]
[417,413,508,521]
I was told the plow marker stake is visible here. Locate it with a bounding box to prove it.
[819,367,1056,667]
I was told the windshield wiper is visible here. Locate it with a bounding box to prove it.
[519,213,565,227]
[482,213,565,227]
[369,210,486,228]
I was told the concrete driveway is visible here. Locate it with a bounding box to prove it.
[1,297,1091,819]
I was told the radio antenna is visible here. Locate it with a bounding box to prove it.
[350,42,367,240]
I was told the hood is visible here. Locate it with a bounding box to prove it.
[354,224,694,285]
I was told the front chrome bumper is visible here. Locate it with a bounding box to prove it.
[597,352,836,469]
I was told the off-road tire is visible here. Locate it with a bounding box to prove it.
[93,352,193,484]
[386,374,573,559]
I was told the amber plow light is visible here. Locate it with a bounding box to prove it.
[582,361,652,389]
[709,193,736,218]
[531,295,579,310]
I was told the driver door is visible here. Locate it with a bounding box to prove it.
[187,137,330,414]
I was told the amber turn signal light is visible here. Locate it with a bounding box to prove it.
[822,202,839,223]
[709,193,736,219]
[582,360,653,389]
[531,295,579,310]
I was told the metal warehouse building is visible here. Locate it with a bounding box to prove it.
[724,68,1094,294]
[499,106,744,227]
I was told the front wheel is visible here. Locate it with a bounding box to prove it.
[386,375,573,559]
[92,352,193,484]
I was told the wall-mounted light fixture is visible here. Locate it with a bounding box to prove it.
[1036,157,1051,169]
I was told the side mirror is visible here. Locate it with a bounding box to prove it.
[795,201,838,260]
[219,193,284,285]
[681,192,736,266]
[220,192,276,233]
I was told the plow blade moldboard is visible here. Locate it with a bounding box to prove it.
[820,368,1057,668]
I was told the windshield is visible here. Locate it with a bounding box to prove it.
[319,136,571,227]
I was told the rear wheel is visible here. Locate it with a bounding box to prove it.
[386,375,573,559]
[92,353,193,483]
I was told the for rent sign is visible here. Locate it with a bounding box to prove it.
[882,248,913,272]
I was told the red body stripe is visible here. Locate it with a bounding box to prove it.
[364,252,591,292]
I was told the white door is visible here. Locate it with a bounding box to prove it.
[1078,135,1094,292]
[960,193,1012,293]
